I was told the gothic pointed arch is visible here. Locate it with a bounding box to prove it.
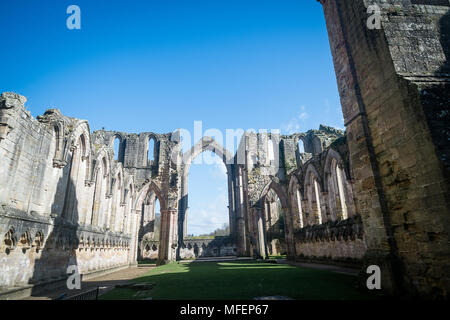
[135,180,167,212]
[182,136,234,174]
[259,179,289,209]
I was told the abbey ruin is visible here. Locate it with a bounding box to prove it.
[1,0,449,299]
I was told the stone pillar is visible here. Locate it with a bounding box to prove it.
[178,172,189,242]
[281,207,296,260]
[183,207,188,238]
[158,208,178,264]
[236,169,247,256]
[227,169,236,242]
[256,208,266,259]
[129,209,140,265]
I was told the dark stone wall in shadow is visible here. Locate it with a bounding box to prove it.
[414,9,450,180]
[30,176,79,295]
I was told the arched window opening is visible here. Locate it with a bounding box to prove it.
[113,137,121,161]
[91,159,106,227]
[296,189,304,228]
[263,190,286,257]
[336,164,348,220]
[140,192,161,240]
[186,150,229,239]
[138,191,161,262]
[313,178,322,224]
[107,173,122,231]
[53,125,61,158]
[147,137,155,165]
[253,154,259,166]
[267,138,275,161]
[153,199,161,241]
[298,139,305,153]
[80,134,87,159]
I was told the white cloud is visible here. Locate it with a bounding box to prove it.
[187,151,229,236]
[281,105,309,134]
[188,189,229,236]
[204,152,227,180]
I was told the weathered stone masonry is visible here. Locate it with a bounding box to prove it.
[239,126,364,264]
[0,93,359,293]
[318,0,450,297]
[0,99,133,289]
[0,0,449,299]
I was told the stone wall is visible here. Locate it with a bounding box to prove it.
[238,126,363,263]
[139,237,237,261]
[179,237,237,259]
[294,215,366,263]
[319,0,450,297]
[0,93,135,289]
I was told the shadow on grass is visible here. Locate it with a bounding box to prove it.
[100,260,384,300]
[268,255,287,260]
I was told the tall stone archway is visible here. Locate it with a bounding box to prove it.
[177,136,243,258]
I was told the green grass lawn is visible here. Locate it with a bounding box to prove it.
[100,260,381,300]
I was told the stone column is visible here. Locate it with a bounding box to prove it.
[158,208,178,264]
[281,207,296,260]
[256,208,266,259]
[236,169,247,256]
[227,168,236,242]
[129,209,140,265]
[178,172,188,240]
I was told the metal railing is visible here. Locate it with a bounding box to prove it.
[56,287,100,300]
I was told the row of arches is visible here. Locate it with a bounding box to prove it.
[254,148,356,257]
[50,122,136,234]
[288,149,355,229]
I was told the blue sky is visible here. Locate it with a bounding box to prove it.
[1,0,344,235]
